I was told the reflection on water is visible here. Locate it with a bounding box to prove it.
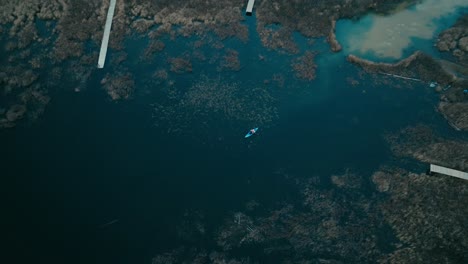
[337,0,467,59]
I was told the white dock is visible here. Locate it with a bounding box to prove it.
[246,0,255,16]
[97,0,117,68]
[430,164,468,181]
[379,72,422,82]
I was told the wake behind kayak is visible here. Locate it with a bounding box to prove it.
[245,128,258,138]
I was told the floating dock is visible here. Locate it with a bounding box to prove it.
[246,0,255,16]
[430,164,468,181]
[97,0,117,68]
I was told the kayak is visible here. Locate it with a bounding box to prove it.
[245,128,258,138]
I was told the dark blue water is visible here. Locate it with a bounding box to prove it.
[2,11,463,264]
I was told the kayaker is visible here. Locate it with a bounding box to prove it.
[245,128,258,138]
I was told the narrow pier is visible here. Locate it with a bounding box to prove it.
[430,164,468,181]
[379,72,422,82]
[98,0,117,68]
[246,0,255,16]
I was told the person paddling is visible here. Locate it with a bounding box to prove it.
[245,128,258,138]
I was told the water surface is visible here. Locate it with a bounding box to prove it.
[2,7,466,264]
[336,0,468,60]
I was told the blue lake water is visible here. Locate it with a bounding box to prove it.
[2,9,466,264]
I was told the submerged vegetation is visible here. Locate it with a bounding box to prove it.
[151,75,277,135]
[0,0,420,127]
[152,166,468,263]
[386,125,468,171]
[348,50,468,131]
[1,1,467,263]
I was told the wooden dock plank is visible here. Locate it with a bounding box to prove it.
[246,0,255,16]
[430,164,468,181]
[98,0,117,68]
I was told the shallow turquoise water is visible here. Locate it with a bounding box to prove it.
[336,3,468,61]
[1,10,465,264]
